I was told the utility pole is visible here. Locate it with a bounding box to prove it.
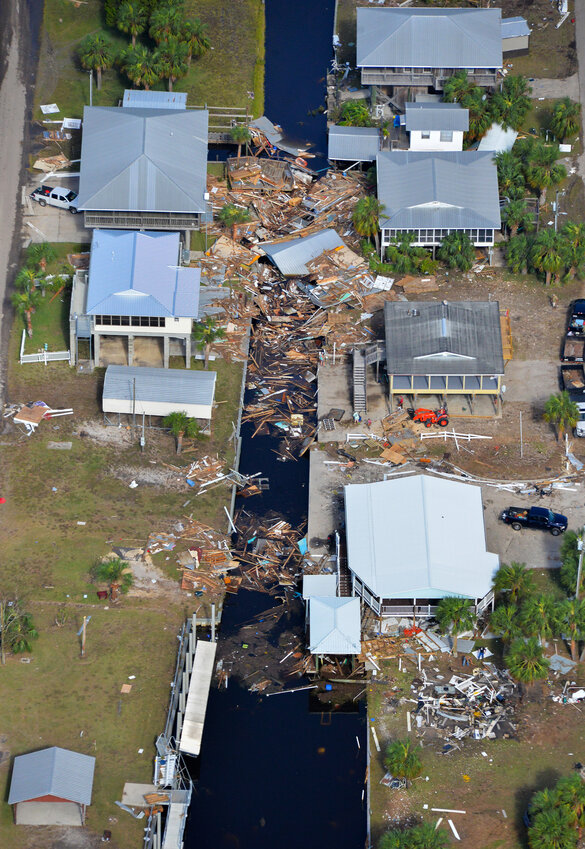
[78,615,91,657]
[89,70,93,107]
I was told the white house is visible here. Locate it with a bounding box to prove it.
[405,102,469,152]
[102,365,217,422]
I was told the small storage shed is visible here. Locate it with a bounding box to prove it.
[8,747,95,826]
[502,17,531,55]
[260,229,347,276]
[328,125,380,164]
[308,597,361,656]
[103,365,216,421]
[344,475,498,618]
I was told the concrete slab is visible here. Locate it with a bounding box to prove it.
[179,640,216,757]
[122,783,159,808]
[15,801,82,826]
[23,178,90,244]
[503,361,559,403]
[317,361,389,442]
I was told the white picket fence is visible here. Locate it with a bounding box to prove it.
[19,329,70,365]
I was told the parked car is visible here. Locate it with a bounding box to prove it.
[30,185,79,213]
[500,506,568,535]
[567,299,585,337]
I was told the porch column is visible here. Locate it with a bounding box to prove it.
[127,334,134,366]
[93,332,100,367]
[185,335,192,368]
[163,335,170,368]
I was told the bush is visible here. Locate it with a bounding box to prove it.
[338,100,373,127]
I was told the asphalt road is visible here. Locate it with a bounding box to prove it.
[0,0,27,409]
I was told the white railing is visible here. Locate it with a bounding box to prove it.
[20,329,70,365]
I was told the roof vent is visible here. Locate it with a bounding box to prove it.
[408,308,420,317]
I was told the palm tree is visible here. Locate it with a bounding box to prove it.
[181,18,210,65]
[12,288,40,337]
[462,87,492,142]
[529,786,561,819]
[77,33,115,91]
[560,531,582,597]
[26,241,56,272]
[383,739,422,781]
[519,594,561,644]
[550,97,581,142]
[543,391,580,440]
[149,6,183,44]
[353,196,385,253]
[119,45,162,90]
[493,561,535,603]
[558,598,585,661]
[157,37,189,91]
[230,125,251,160]
[443,70,475,104]
[528,806,577,849]
[526,143,567,206]
[436,231,475,272]
[435,596,475,656]
[501,199,535,239]
[191,317,226,369]
[92,557,133,601]
[217,202,251,242]
[506,233,533,274]
[506,637,550,685]
[561,221,585,279]
[495,150,526,200]
[379,831,404,849]
[490,75,532,130]
[116,2,147,46]
[163,410,201,454]
[557,773,585,838]
[490,604,522,644]
[15,267,39,294]
[379,823,451,849]
[531,229,566,286]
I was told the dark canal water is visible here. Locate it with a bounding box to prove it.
[184,3,367,847]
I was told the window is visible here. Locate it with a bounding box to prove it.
[421,131,431,140]
[440,131,453,142]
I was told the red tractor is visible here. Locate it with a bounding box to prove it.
[409,407,449,428]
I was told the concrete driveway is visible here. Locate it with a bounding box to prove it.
[22,178,90,244]
[482,483,583,569]
[503,360,560,403]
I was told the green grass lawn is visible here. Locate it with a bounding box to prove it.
[35,0,265,121]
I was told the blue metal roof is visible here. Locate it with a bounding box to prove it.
[261,229,346,276]
[122,90,187,110]
[9,747,95,806]
[309,597,361,655]
[87,230,200,317]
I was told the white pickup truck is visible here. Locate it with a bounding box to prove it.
[30,185,79,213]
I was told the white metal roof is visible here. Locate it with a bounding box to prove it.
[77,106,208,213]
[260,229,346,276]
[477,122,518,154]
[328,125,380,162]
[8,747,95,806]
[502,16,531,39]
[87,230,200,317]
[357,7,502,70]
[344,475,498,600]
[303,574,337,600]
[309,597,361,655]
[122,90,187,110]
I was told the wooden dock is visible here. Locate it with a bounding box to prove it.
[161,790,191,849]
[179,640,217,757]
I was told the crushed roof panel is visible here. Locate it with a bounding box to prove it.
[357,7,503,69]
[383,300,504,375]
[260,229,347,276]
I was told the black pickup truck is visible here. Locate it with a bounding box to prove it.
[500,506,568,535]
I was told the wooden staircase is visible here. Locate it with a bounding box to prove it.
[352,348,367,414]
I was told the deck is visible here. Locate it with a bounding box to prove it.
[179,640,217,757]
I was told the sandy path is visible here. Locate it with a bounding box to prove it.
[0,0,27,408]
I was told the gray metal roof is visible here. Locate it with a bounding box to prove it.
[328,125,380,162]
[405,102,469,132]
[383,300,504,376]
[249,116,305,157]
[344,475,499,600]
[9,747,95,806]
[357,7,502,69]
[122,90,187,110]
[502,16,531,39]
[77,106,208,213]
[103,366,216,407]
[376,150,501,231]
[309,597,361,655]
[87,230,200,318]
[260,229,346,276]
[303,574,337,600]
